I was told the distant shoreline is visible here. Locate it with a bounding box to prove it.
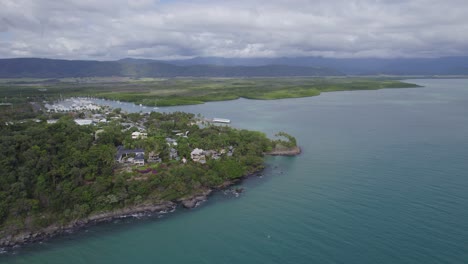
[0,77,422,107]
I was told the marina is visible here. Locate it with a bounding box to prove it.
[44,97,104,112]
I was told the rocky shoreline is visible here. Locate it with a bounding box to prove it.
[265,146,301,156]
[0,149,301,250]
[0,180,243,249]
[0,201,176,249]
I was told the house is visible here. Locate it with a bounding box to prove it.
[93,118,107,123]
[115,146,145,165]
[165,137,178,146]
[169,148,179,160]
[205,150,221,161]
[74,119,93,126]
[132,131,148,139]
[175,131,190,138]
[92,114,104,119]
[191,148,204,160]
[212,153,221,160]
[199,156,206,164]
[134,153,145,166]
[148,151,162,163]
[191,148,206,163]
[47,119,58,124]
[227,146,235,157]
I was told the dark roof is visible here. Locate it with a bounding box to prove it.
[135,153,145,160]
[115,145,145,160]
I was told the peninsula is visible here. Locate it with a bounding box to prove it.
[0,76,418,248]
[0,100,300,248]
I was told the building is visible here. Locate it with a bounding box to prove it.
[227,146,235,157]
[74,119,93,126]
[115,146,145,165]
[169,148,179,160]
[132,131,148,139]
[47,119,58,124]
[176,131,190,138]
[166,137,178,146]
[134,153,145,166]
[191,148,206,163]
[148,151,162,163]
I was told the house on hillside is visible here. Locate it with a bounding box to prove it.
[227,146,235,157]
[132,131,148,139]
[204,150,221,160]
[191,148,206,164]
[175,131,189,138]
[134,153,145,166]
[148,151,162,163]
[47,119,58,124]
[166,137,178,146]
[74,119,93,126]
[169,148,179,160]
[115,146,145,165]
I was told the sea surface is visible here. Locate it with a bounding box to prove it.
[2,79,468,263]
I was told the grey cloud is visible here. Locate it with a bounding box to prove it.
[1,0,467,59]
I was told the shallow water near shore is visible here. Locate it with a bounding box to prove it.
[2,79,468,263]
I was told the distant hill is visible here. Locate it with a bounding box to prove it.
[2,56,467,78]
[167,56,468,75]
[0,58,342,78]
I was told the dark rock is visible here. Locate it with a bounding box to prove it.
[235,187,244,193]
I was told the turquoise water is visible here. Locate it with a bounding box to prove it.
[2,79,468,263]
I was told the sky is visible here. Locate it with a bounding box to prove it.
[1,0,468,60]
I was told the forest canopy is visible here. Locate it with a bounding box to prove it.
[0,112,281,237]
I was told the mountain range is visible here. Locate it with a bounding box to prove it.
[0,58,340,78]
[0,56,467,78]
[169,56,468,75]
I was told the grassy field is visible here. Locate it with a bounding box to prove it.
[0,77,421,107]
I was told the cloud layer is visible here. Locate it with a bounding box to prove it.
[1,0,468,59]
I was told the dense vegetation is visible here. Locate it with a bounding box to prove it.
[0,77,420,108]
[0,112,275,237]
[0,76,417,238]
[274,132,298,148]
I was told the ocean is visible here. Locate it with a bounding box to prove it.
[2,79,468,263]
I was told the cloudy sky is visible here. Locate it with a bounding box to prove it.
[1,0,468,60]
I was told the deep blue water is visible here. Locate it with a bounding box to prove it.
[2,79,468,263]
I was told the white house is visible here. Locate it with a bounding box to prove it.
[132,131,148,139]
[74,119,93,126]
[191,148,206,163]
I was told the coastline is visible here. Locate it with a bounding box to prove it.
[0,201,176,248]
[0,161,293,249]
[265,146,302,156]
